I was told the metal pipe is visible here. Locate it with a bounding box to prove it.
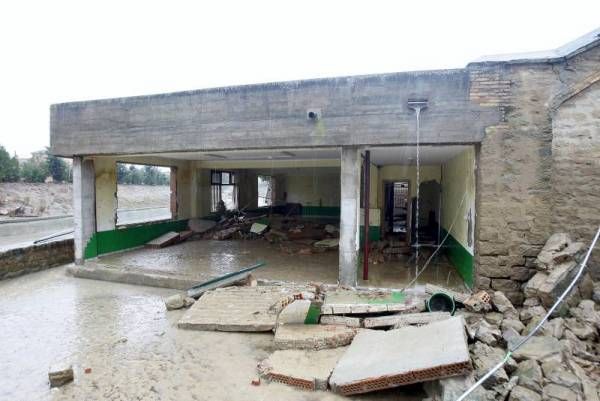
[363,150,371,280]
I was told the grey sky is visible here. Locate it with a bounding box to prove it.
[1,0,598,157]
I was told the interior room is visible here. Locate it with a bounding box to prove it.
[85,145,476,290]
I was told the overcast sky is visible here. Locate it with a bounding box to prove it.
[0,0,598,158]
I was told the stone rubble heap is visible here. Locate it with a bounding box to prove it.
[439,233,600,401]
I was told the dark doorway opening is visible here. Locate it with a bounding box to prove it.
[383,181,410,242]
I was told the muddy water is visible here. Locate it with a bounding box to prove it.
[97,239,465,290]
[0,267,424,400]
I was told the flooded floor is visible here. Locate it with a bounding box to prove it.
[0,267,425,400]
[95,239,467,290]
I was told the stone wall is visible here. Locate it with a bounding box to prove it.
[472,45,600,302]
[0,239,74,280]
[551,81,600,279]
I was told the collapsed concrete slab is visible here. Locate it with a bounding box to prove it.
[276,300,311,326]
[329,317,471,395]
[274,324,358,350]
[258,348,347,391]
[368,311,452,329]
[320,315,362,328]
[321,289,425,315]
[178,285,312,332]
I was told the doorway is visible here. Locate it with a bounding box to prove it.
[383,181,410,242]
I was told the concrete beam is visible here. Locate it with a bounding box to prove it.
[339,147,360,286]
[50,70,500,157]
[72,157,96,264]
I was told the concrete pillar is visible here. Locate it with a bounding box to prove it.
[339,146,361,286]
[94,158,117,231]
[72,157,96,264]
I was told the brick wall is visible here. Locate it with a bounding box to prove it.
[0,239,74,280]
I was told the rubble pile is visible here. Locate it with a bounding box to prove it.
[446,233,600,401]
[162,232,599,400]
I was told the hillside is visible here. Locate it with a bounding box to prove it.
[0,183,170,218]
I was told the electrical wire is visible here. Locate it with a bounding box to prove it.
[454,225,600,401]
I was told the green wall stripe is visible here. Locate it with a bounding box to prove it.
[84,219,189,259]
[301,206,341,217]
[441,228,474,288]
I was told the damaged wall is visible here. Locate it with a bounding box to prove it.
[472,44,600,302]
[551,80,600,279]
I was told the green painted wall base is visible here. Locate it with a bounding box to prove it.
[359,226,381,244]
[302,206,341,218]
[84,219,189,259]
[441,228,474,288]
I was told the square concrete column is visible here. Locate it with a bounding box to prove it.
[72,157,96,265]
[339,146,361,286]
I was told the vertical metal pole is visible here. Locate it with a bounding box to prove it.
[363,150,371,280]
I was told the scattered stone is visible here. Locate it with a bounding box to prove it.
[511,335,561,363]
[329,317,471,395]
[251,378,261,386]
[165,294,186,310]
[564,318,596,341]
[274,324,357,350]
[492,291,518,318]
[501,318,525,334]
[542,317,565,338]
[542,383,578,401]
[523,297,540,307]
[515,360,543,392]
[535,233,571,270]
[509,385,542,401]
[258,348,346,391]
[569,300,599,328]
[519,305,546,324]
[537,262,579,308]
[566,359,599,401]
[49,363,74,387]
[524,272,548,298]
[319,315,362,328]
[502,327,522,348]
[423,373,494,401]
[183,297,195,307]
[592,282,600,303]
[483,312,504,327]
[474,319,502,346]
[493,376,518,400]
[541,361,580,390]
[470,342,509,388]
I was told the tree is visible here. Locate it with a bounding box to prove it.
[0,146,19,182]
[46,147,69,182]
[20,158,48,182]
